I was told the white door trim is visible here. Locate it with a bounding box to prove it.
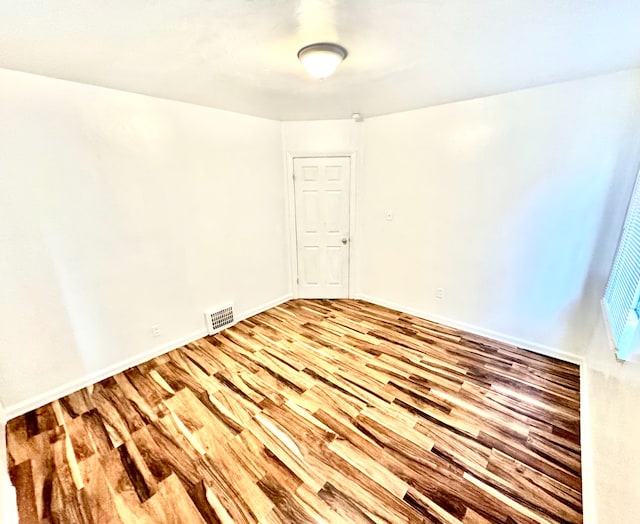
[285,151,358,299]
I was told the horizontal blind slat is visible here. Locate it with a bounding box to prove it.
[605,176,640,349]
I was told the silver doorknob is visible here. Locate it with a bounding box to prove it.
[341,237,348,245]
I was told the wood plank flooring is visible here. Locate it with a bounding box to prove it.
[5,299,582,523]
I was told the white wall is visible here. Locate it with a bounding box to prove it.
[0,69,289,414]
[359,70,640,358]
[580,315,640,524]
[281,120,362,154]
[4,67,640,524]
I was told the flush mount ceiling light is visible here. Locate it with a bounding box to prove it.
[297,42,348,79]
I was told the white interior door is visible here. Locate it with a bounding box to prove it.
[294,156,350,298]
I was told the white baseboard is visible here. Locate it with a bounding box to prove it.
[356,294,584,365]
[0,403,18,523]
[3,294,293,420]
[4,328,206,420]
[1,454,18,524]
[358,293,592,520]
[579,363,596,524]
[236,294,293,324]
[1,474,17,524]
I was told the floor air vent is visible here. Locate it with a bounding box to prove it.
[204,304,234,335]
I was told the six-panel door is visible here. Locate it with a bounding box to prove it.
[294,156,351,298]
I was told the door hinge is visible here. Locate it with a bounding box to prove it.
[296,277,299,284]
[292,173,296,181]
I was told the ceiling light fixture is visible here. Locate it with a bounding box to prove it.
[297,42,347,79]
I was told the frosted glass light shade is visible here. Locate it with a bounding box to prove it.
[298,43,347,79]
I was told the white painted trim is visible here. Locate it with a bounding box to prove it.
[0,402,18,523]
[235,294,293,323]
[357,293,594,519]
[350,123,365,298]
[600,298,617,354]
[281,127,297,299]
[579,363,596,524]
[3,294,293,420]
[286,152,359,299]
[4,328,204,419]
[357,294,584,365]
[285,152,300,298]
[600,298,640,362]
[348,152,359,300]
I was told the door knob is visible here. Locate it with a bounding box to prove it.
[341,237,348,245]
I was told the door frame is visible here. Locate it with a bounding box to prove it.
[285,151,358,299]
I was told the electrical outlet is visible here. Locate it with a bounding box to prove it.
[151,324,161,337]
[436,287,444,299]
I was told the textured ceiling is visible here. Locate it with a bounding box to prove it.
[1,0,640,120]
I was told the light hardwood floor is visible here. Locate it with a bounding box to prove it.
[6,299,582,523]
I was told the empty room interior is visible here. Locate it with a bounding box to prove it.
[2,1,640,523]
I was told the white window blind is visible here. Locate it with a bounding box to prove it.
[604,176,640,360]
